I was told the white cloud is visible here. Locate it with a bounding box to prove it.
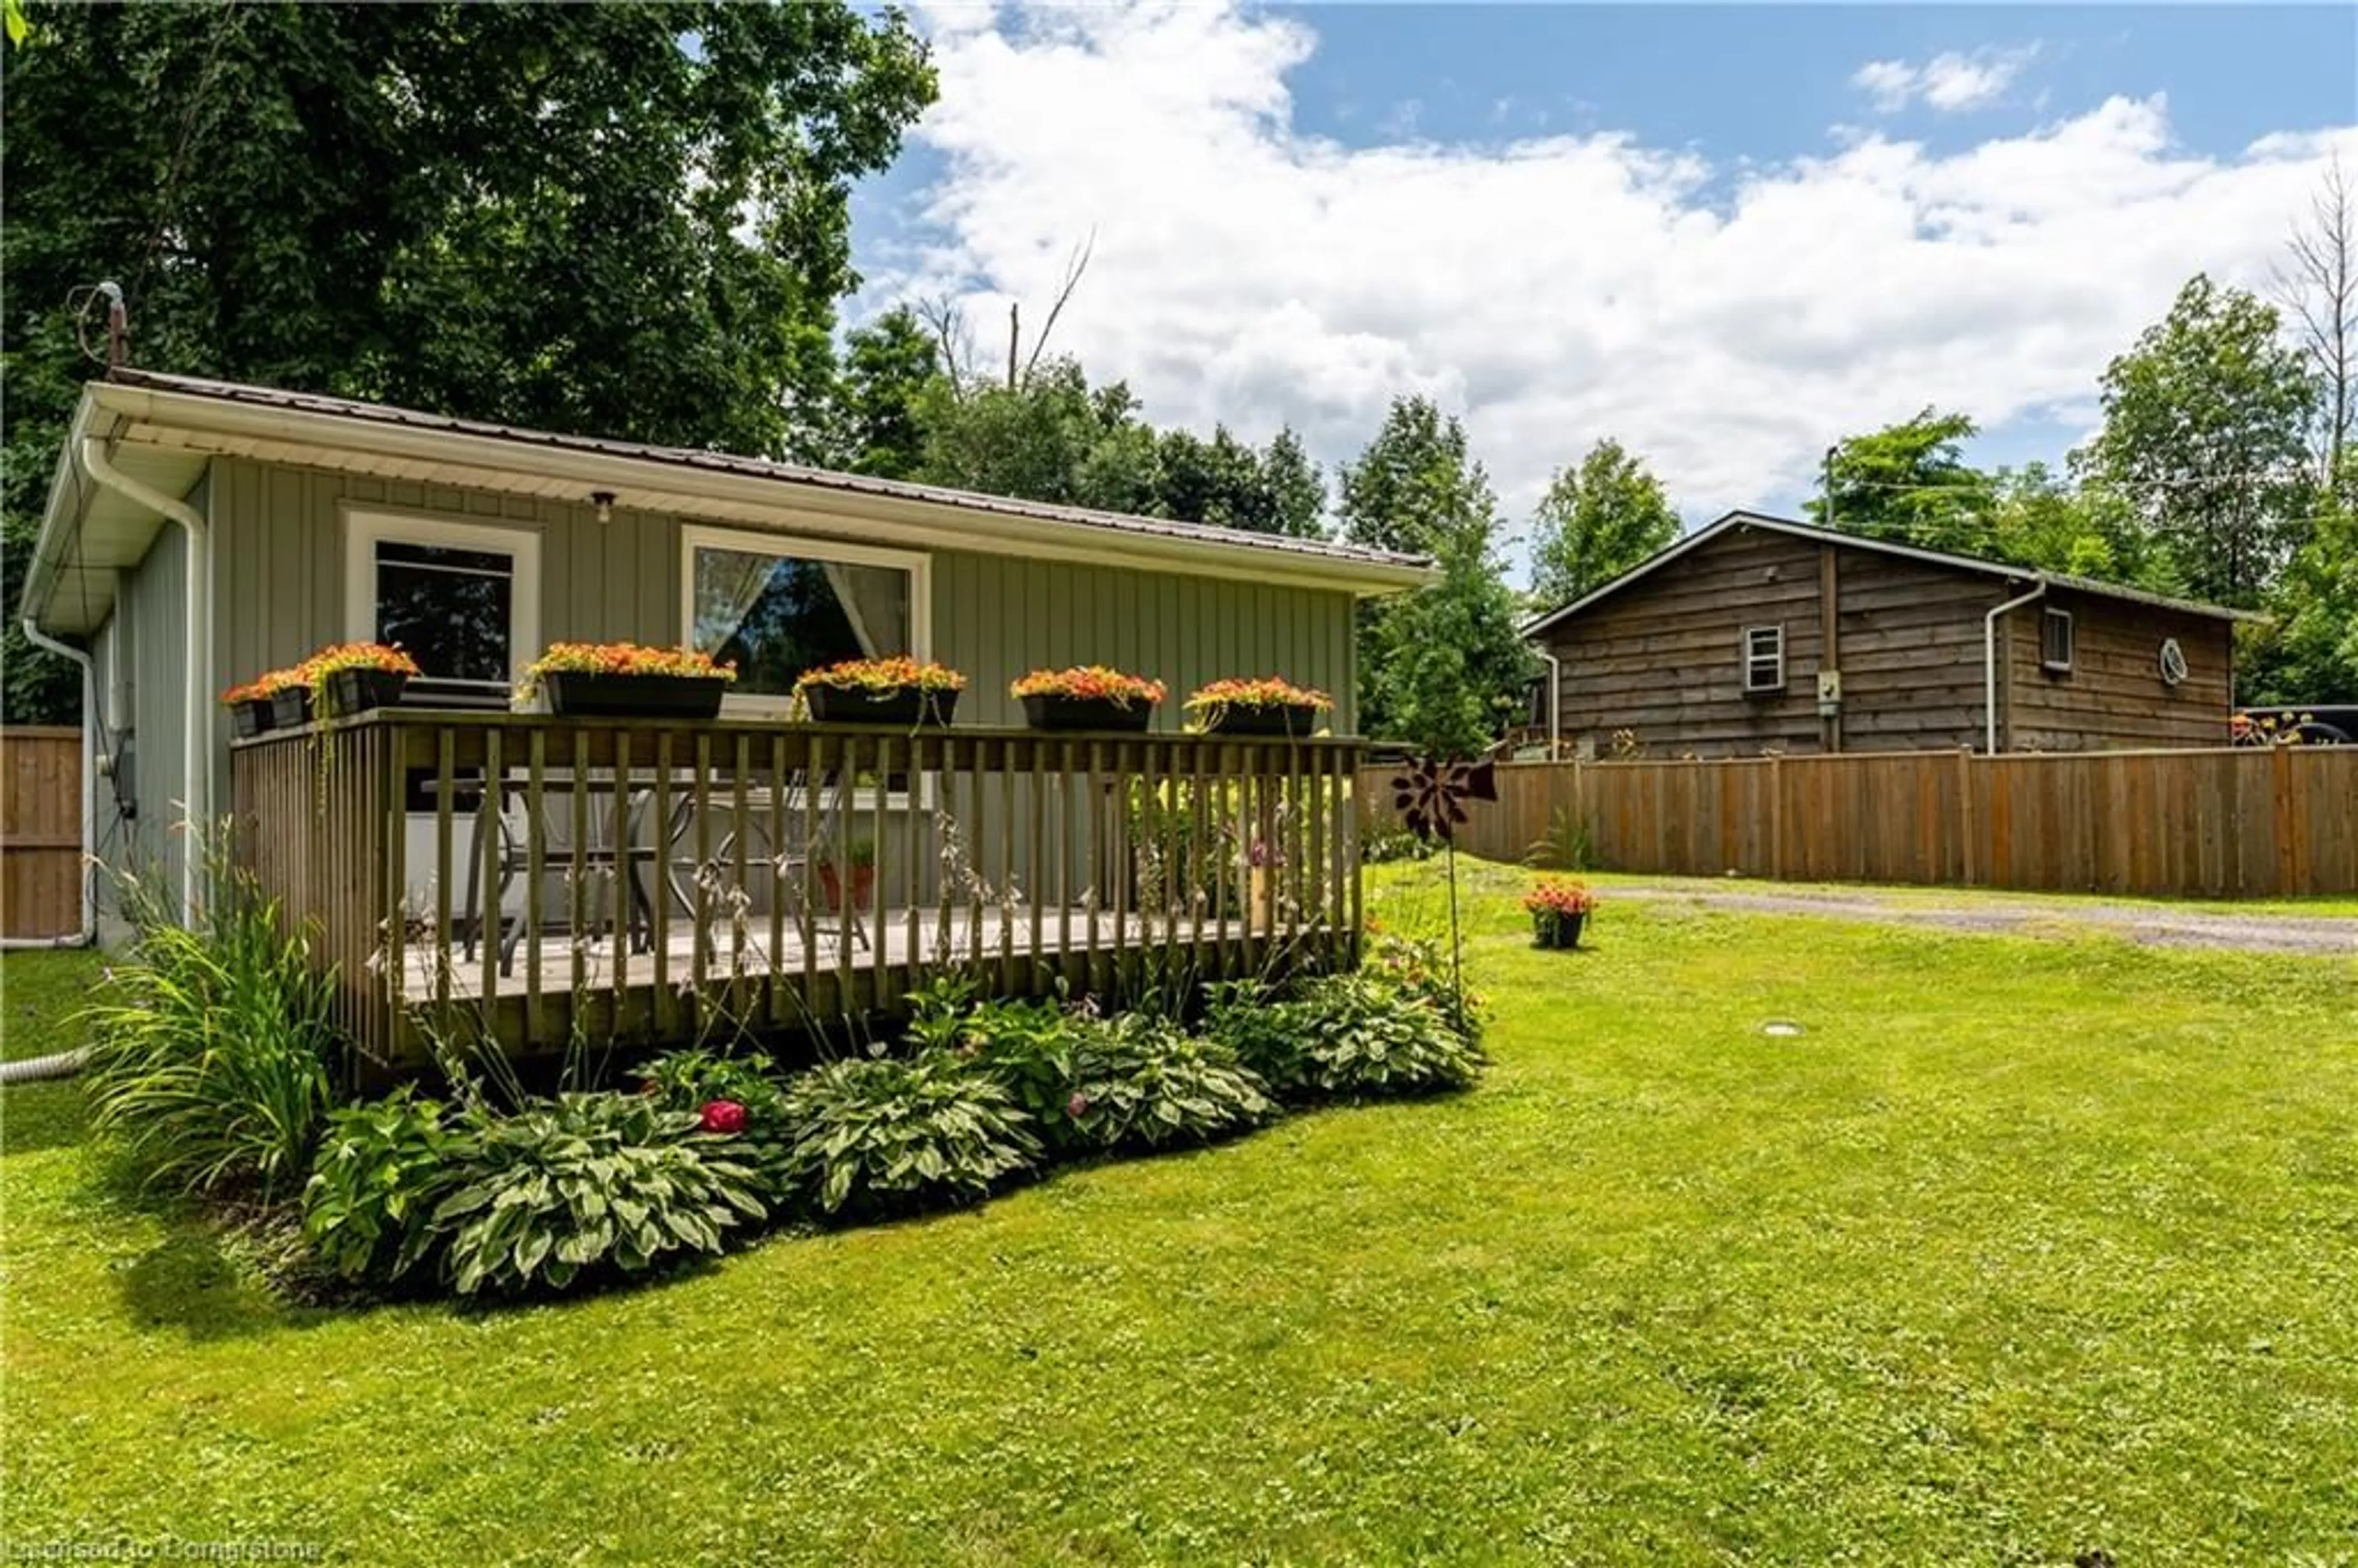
[877,3,2356,559]
[1853,47,2040,114]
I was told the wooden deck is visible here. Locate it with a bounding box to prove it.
[233,711,1366,1069]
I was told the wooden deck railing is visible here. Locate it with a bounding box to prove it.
[232,711,1364,1069]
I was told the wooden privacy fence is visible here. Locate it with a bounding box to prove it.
[2,726,83,940]
[1359,747,2358,899]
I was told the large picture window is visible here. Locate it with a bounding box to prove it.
[681,526,928,710]
[345,511,540,704]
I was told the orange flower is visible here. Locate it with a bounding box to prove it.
[794,656,967,694]
[1522,878,1597,917]
[1184,677,1331,712]
[1010,666,1167,705]
[519,642,736,699]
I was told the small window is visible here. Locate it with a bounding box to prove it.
[346,511,541,705]
[1741,625,1785,694]
[2041,608,2075,673]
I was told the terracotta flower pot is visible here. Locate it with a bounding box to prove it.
[820,863,876,913]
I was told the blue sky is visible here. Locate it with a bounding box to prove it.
[851,4,2357,562]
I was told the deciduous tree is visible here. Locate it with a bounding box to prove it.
[1527,438,1680,607]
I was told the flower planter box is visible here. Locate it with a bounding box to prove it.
[1531,910,1587,950]
[322,667,411,717]
[230,699,278,739]
[805,684,960,728]
[1197,702,1321,737]
[270,687,316,729]
[542,670,729,720]
[1021,693,1156,733]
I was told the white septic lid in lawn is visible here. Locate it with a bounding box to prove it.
[1761,1020,1806,1038]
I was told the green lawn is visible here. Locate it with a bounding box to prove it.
[4,868,2355,1566]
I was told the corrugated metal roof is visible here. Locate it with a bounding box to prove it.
[104,368,1433,577]
[1523,510,2263,636]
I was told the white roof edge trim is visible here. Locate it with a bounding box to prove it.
[84,381,1436,598]
[1520,509,2258,635]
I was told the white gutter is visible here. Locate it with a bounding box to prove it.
[4,621,96,949]
[77,437,209,926]
[1983,580,2046,756]
[90,381,1435,599]
[1535,648,1563,758]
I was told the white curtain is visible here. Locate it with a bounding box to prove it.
[693,548,776,658]
[822,561,909,659]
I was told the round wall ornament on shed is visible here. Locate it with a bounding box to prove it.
[2158,638,2189,688]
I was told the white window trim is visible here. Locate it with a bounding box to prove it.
[680,523,935,811]
[344,508,542,694]
[2041,607,2076,674]
[678,523,932,720]
[1741,624,1786,694]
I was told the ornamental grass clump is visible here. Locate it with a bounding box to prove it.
[80,852,340,1203]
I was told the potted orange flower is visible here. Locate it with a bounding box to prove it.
[794,657,965,726]
[304,642,421,721]
[1522,878,1596,950]
[519,642,736,718]
[1185,676,1332,737]
[220,668,302,738]
[1011,666,1167,732]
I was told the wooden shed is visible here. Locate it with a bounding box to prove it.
[1522,512,2256,759]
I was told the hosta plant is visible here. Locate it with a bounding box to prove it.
[302,1087,463,1283]
[429,1092,766,1296]
[639,1047,795,1187]
[1056,1014,1275,1152]
[1287,972,1486,1098]
[780,1052,1041,1218]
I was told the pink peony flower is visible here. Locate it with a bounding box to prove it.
[699,1099,748,1135]
[1065,1092,1090,1119]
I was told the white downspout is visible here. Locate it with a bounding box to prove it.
[4,622,96,948]
[1536,648,1563,758]
[1983,580,2046,756]
[77,437,209,926]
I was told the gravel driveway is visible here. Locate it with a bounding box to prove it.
[1611,883,2358,958]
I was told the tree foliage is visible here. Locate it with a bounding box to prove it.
[1,0,937,721]
[1805,408,1998,554]
[1340,397,1531,754]
[2081,274,2318,608]
[1527,438,1680,607]
[909,355,1327,534]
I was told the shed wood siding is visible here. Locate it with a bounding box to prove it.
[1828,546,2003,753]
[2004,589,2235,752]
[1535,521,2238,757]
[197,456,1359,772]
[1543,527,1827,758]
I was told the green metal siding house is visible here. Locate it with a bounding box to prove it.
[22,371,1426,1069]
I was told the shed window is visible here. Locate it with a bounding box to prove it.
[346,512,541,704]
[680,526,930,712]
[1741,625,1785,694]
[2041,608,2075,673]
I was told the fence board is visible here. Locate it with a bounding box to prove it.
[1360,747,2358,899]
[0,728,81,940]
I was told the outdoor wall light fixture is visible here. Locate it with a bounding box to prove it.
[591,490,616,526]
